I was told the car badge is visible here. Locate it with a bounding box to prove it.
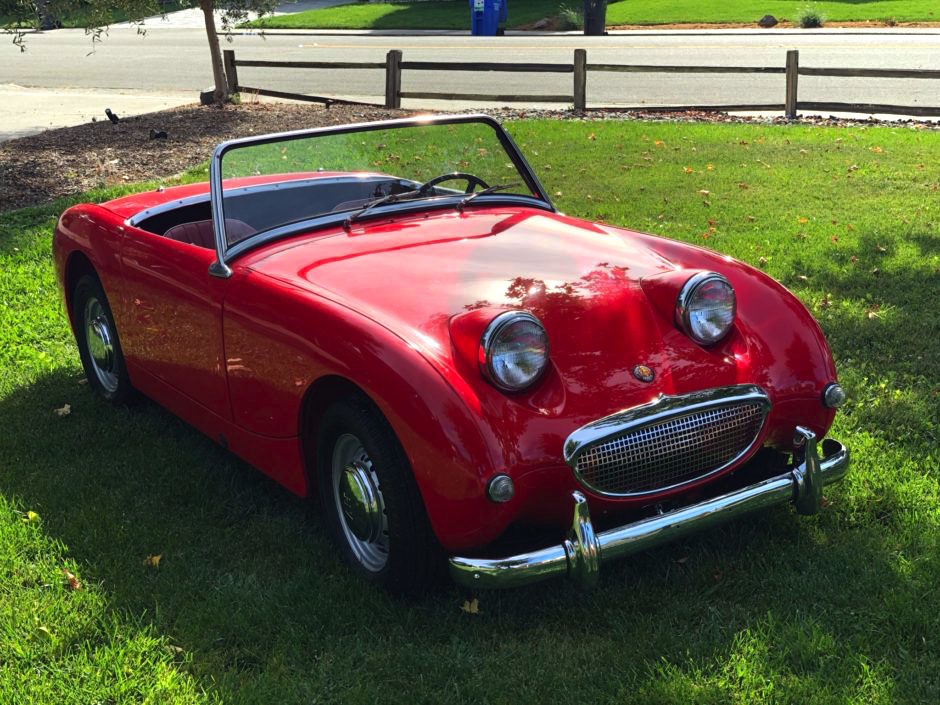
[633,364,655,383]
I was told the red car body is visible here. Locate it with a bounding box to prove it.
[52,116,847,589]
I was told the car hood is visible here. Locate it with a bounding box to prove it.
[248,206,755,406]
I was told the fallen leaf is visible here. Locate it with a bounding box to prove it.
[797,275,809,282]
[819,294,831,310]
[36,626,54,642]
[876,244,887,253]
[870,146,883,153]
[798,217,809,224]
[63,569,81,591]
[871,267,881,277]
[24,510,40,524]
[460,598,481,615]
[53,404,71,417]
[698,189,710,196]
[654,139,665,146]
[683,166,693,174]
[143,554,162,568]
[850,255,858,263]
[554,191,562,197]
[758,256,768,266]
[746,215,756,222]
[706,164,714,171]
[675,556,689,564]
[587,133,596,141]
[738,182,749,190]
[77,379,87,385]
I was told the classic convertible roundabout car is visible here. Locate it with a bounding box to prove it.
[53,115,849,593]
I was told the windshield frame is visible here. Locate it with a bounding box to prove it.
[207,114,554,278]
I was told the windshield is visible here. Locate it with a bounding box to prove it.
[214,117,545,249]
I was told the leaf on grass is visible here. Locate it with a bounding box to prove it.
[797,275,809,282]
[675,556,689,564]
[798,217,809,224]
[24,510,40,524]
[683,166,693,174]
[870,146,884,154]
[746,215,756,222]
[461,598,481,615]
[654,139,665,147]
[758,257,769,267]
[54,404,71,417]
[875,244,887,253]
[738,182,749,190]
[143,554,162,568]
[706,164,714,171]
[698,190,710,196]
[587,133,596,141]
[36,626,54,642]
[63,569,81,591]
[850,255,859,264]
[871,267,881,277]
[819,294,831,311]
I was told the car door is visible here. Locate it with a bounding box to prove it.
[117,226,231,420]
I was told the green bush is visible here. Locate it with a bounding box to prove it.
[557,3,583,30]
[796,4,825,27]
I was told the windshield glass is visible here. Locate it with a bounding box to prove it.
[216,118,541,248]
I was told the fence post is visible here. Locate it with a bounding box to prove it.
[573,49,587,111]
[785,50,799,118]
[223,49,239,94]
[385,50,402,109]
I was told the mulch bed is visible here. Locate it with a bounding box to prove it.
[0,102,415,212]
[1,101,937,212]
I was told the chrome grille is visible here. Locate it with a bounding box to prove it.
[575,402,766,496]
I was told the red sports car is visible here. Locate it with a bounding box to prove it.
[53,115,848,593]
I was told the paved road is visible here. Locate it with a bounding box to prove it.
[2,28,938,138]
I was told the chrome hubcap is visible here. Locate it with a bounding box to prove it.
[83,297,118,393]
[332,434,388,571]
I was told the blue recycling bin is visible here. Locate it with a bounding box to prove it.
[469,0,503,36]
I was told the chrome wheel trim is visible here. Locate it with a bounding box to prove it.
[331,433,389,572]
[83,296,119,394]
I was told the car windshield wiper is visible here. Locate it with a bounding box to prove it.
[344,188,424,227]
[457,183,520,211]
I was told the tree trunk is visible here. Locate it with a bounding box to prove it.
[582,0,607,35]
[200,0,228,103]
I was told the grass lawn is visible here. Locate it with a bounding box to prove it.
[246,0,938,30]
[1,118,938,703]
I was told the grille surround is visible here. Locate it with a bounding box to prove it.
[564,385,771,498]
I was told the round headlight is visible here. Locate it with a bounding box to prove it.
[480,311,550,391]
[676,272,736,345]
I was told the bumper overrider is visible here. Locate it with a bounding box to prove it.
[449,426,849,589]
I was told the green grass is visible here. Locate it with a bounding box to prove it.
[246,0,937,30]
[1,119,938,703]
[1,0,186,30]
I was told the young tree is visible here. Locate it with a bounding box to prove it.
[1,0,275,102]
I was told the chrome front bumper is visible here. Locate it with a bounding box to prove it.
[449,427,849,590]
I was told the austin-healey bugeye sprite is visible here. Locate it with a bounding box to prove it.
[53,115,849,593]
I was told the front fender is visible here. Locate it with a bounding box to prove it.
[223,269,517,550]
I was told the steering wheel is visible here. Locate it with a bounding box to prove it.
[417,172,490,196]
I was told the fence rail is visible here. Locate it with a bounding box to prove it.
[222,49,940,118]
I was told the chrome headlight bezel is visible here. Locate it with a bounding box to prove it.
[480,311,550,392]
[675,272,736,345]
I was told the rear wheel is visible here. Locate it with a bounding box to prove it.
[316,396,442,594]
[72,274,132,403]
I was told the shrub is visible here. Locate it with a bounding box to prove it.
[796,5,825,28]
[557,3,583,31]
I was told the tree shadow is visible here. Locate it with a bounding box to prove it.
[0,364,936,701]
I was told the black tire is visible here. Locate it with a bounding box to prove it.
[72,274,132,404]
[316,395,442,594]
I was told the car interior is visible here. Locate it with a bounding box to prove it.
[133,175,418,250]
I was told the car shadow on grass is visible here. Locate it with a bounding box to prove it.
[1,364,937,702]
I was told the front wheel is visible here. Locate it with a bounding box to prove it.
[72,274,132,403]
[316,396,442,594]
